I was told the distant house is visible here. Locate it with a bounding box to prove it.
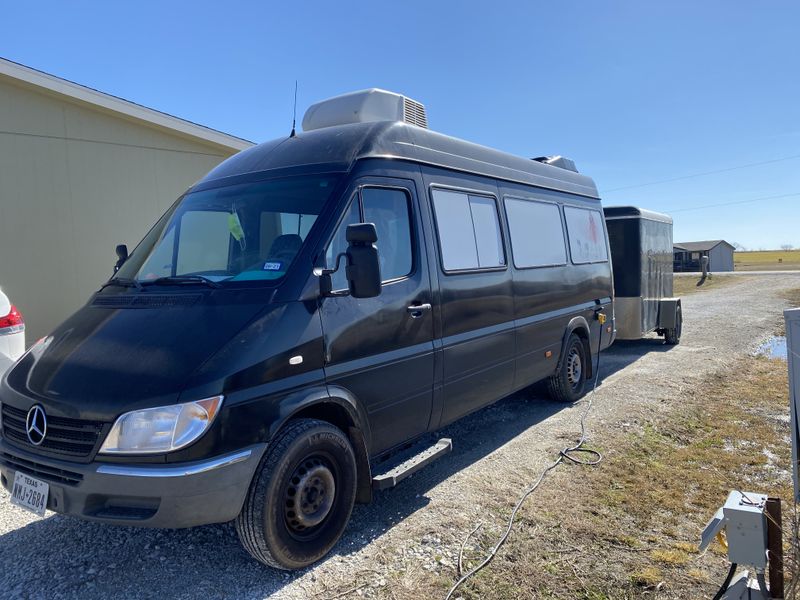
[673,240,735,272]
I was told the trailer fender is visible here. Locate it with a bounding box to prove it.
[657,298,682,330]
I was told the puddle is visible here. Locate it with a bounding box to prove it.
[754,336,787,360]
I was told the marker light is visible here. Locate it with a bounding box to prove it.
[99,396,223,454]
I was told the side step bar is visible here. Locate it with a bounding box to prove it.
[371,438,452,491]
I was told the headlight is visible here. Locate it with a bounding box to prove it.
[99,396,223,454]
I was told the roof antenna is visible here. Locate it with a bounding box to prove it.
[289,80,298,138]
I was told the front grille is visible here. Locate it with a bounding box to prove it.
[2,404,104,458]
[1,451,83,486]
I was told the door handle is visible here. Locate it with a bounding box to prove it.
[406,303,432,317]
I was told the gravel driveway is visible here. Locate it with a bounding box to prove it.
[1,273,798,599]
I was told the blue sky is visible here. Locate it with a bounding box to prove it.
[3,1,798,249]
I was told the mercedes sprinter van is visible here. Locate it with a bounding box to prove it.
[0,89,614,569]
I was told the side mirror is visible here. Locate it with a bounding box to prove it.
[345,223,381,298]
[114,244,128,273]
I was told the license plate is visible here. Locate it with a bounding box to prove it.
[10,471,49,517]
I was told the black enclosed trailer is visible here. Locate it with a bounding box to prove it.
[604,206,682,344]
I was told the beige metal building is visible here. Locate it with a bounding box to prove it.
[0,58,253,341]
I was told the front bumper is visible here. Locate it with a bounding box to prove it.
[0,438,266,528]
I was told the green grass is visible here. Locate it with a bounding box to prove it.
[735,250,800,270]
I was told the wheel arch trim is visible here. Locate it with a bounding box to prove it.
[268,384,373,504]
[558,316,593,379]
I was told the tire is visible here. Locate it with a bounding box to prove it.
[664,304,682,345]
[547,333,588,403]
[235,418,357,570]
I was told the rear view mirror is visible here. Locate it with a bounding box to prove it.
[345,223,381,298]
[114,244,128,273]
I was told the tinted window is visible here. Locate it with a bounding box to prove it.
[504,198,567,268]
[564,206,608,264]
[363,188,413,282]
[325,187,414,290]
[469,196,505,268]
[431,189,505,271]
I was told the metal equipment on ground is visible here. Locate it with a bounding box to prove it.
[700,490,782,598]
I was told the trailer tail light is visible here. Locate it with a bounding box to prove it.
[0,305,24,335]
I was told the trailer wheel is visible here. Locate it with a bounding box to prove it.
[664,304,682,345]
[547,333,588,403]
[235,418,357,570]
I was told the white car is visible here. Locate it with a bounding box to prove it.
[0,288,25,376]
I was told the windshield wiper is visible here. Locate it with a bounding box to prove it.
[99,277,142,291]
[142,275,222,289]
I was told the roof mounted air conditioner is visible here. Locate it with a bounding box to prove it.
[302,89,428,132]
[532,155,579,173]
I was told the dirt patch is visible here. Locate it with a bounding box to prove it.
[785,288,800,307]
[673,274,747,296]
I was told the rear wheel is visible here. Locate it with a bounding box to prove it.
[664,304,682,345]
[547,333,588,403]
[235,418,357,570]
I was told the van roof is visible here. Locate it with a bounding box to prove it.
[197,121,600,199]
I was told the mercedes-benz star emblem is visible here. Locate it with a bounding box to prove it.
[25,405,47,446]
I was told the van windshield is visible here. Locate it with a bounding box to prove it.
[115,175,339,285]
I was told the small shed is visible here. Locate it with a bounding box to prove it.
[673,240,735,272]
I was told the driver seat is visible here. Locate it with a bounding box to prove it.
[267,234,303,264]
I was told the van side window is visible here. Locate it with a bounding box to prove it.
[504,198,567,268]
[431,189,505,271]
[362,188,413,282]
[325,187,414,290]
[564,206,608,264]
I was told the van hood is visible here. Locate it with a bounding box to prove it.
[2,290,268,421]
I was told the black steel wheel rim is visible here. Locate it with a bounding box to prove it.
[283,453,337,540]
[566,345,582,390]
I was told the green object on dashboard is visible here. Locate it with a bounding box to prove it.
[228,213,244,241]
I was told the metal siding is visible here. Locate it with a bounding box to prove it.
[709,244,734,272]
[0,78,237,340]
[640,218,674,332]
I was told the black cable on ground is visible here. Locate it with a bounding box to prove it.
[712,563,737,600]
[444,318,606,600]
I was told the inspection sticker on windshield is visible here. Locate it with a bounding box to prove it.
[10,472,48,517]
[263,261,283,271]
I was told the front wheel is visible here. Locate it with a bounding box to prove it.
[547,333,588,403]
[236,418,357,570]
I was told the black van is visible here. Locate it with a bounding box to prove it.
[0,89,614,569]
